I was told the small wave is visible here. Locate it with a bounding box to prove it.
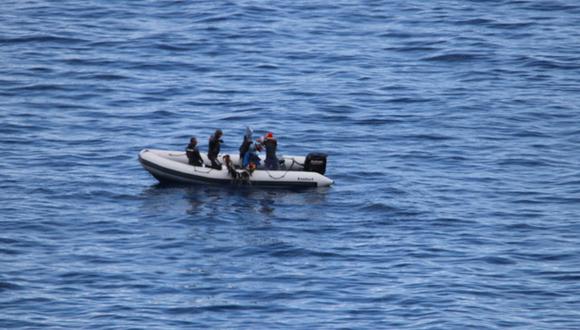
[406,133,456,141]
[385,46,441,53]
[522,59,580,70]
[8,84,70,92]
[73,73,130,81]
[167,304,253,315]
[61,58,117,67]
[319,114,352,122]
[241,4,278,14]
[497,158,550,167]
[284,89,322,97]
[359,202,399,213]
[155,43,192,52]
[151,109,177,117]
[94,228,133,236]
[478,256,517,265]
[454,18,494,26]
[378,85,410,91]
[512,130,551,138]
[0,123,44,134]
[538,253,576,262]
[269,246,341,259]
[0,237,19,244]
[200,88,247,95]
[0,35,86,45]
[29,66,53,73]
[59,270,131,283]
[194,14,238,24]
[0,319,45,328]
[0,248,23,256]
[87,40,125,48]
[544,274,580,281]
[490,21,535,29]
[523,3,580,12]
[91,73,129,81]
[422,53,483,62]
[41,102,95,110]
[356,118,403,126]
[0,281,22,292]
[255,63,279,69]
[388,97,433,103]
[504,223,545,231]
[379,31,419,39]
[218,115,254,121]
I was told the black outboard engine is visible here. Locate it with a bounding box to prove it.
[304,152,327,175]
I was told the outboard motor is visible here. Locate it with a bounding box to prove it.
[304,152,327,175]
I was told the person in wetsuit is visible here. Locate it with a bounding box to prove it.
[238,127,253,167]
[186,136,203,166]
[243,141,261,169]
[207,129,223,170]
[263,132,278,170]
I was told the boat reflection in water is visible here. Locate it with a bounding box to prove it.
[140,182,330,221]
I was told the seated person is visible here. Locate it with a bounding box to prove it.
[243,142,261,169]
[185,136,203,166]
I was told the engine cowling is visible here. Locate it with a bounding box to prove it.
[304,152,327,175]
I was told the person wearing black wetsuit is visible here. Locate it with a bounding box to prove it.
[185,137,203,166]
[263,132,278,170]
[238,127,253,167]
[207,129,223,170]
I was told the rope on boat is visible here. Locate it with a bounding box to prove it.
[264,158,295,180]
[193,166,213,174]
[187,155,303,182]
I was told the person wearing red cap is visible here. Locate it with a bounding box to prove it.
[263,132,278,170]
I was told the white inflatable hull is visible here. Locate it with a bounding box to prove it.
[138,149,334,188]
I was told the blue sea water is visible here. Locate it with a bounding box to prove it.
[2,0,580,328]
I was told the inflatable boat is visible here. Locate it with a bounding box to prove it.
[138,149,334,187]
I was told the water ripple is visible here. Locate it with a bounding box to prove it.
[1,0,580,329]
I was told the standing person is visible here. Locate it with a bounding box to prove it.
[185,136,203,166]
[263,132,278,170]
[207,129,223,170]
[238,127,253,167]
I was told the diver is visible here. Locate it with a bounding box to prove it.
[243,140,262,169]
[262,132,278,170]
[238,126,253,167]
[207,129,223,170]
[185,136,203,166]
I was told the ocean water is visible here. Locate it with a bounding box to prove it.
[2,0,580,328]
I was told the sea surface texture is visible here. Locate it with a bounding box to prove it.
[2,1,580,329]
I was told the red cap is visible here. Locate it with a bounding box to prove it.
[266,132,274,139]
